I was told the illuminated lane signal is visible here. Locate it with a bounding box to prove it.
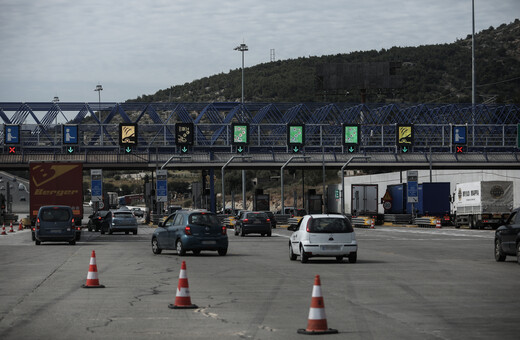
[396,124,413,153]
[342,124,359,153]
[232,123,249,154]
[176,123,194,154]
[63,125,79,145]
[119,123,138,146]
[287,124,304,153]
[4,124,20,144]
[66,146,75,154]
[8,146,16,154]
[452,125,467,154]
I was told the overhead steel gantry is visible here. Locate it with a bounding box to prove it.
[0,101,519,169]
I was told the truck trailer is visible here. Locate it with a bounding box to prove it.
[384,182,451,226]
[453,181,513,229]
[30,162,84,226]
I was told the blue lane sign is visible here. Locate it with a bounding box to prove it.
[453,125,467,144]
[4,124,20,144]
[91,169,103,202]
[63,125,78,144]
[407,170,418,203]
[156,170,168,203]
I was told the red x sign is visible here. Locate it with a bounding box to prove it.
[456,146,464,153]
[8,146,16,154]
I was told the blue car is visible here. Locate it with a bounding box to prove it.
[152,209,228,256]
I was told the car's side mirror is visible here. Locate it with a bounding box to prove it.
[158,222,164,228]
[287,225,296,231]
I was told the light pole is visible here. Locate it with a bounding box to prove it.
[340,156,371,215]
[280,156,310,215]
[234,43,248,104]
[94,84,103,145]
[234,43,248,208]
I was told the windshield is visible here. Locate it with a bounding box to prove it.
[307,217,353,233]
[189,213,220,226]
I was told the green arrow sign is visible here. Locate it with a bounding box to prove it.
[402,147,408,153]
[237,146,244,153]
[348,146,354,153]
[181,146,188,153]
[125,147,132,153]
[67,147,74,153]
[292,146,299,153]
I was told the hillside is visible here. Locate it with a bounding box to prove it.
[129,19,520,105]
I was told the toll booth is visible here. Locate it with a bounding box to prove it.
[305,189,322,214]
[253,189,270,211]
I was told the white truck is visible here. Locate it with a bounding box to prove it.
[453,181,514,229]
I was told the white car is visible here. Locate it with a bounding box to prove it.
[289,214,357,263]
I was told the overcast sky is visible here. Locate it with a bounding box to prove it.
[0,0,518,103]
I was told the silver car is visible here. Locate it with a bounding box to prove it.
[289,214,357,263]
[108,210,138,235]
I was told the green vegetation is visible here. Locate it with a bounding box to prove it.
[129,20,520,104]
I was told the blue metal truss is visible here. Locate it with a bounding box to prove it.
[0,102,519,152]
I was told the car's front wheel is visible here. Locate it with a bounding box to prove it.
[289,243,297,261]
[152,238,162,254]
[495,239,506,262]
[176,239,186,256]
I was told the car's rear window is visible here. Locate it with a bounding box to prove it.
[246,212,268,220]
[308,217,353,233]
[189,213,220,226]
[113,212,134,218]
[40,208,71,222]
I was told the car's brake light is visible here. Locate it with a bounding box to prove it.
[221,226,227,235]
[184,226,191,235]
[243,218,249,223]
[36,218,40,230]
[266,218,270,222]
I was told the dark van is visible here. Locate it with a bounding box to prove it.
[35,206,78,245]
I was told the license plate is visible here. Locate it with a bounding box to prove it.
[254,220,261,224]
[321,245,340,251]
[202,240,216,245]
[50,230,62,233]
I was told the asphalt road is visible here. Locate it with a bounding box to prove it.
[0,225,519,340]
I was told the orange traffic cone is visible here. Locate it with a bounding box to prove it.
[82,250,105,288]
[8,222,15,233]
[436,219,442,228]
[168,261,197,309]
[18,221,23,231]
[1,224,6,235]
[298,275,338,335]
[370,218,375,229]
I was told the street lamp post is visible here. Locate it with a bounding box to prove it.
[234,43,248,104]
[340,156,371,215]
[94,84,103,145]
[234,43,248,208]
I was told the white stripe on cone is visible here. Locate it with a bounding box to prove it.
[179,270,187,279]
[87,272,99,280]
[90,258,96,265]
[308,307,327,320]
[176,287,190,297]
[312,285,322,297]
